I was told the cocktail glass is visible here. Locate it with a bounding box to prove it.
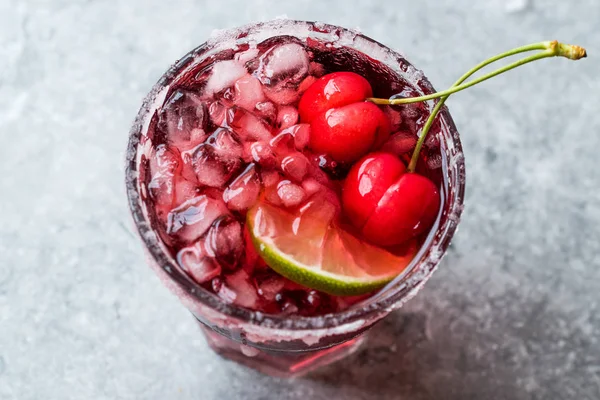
[125,19,465,378]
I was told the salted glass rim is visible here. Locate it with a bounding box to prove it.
[125,19,466,331]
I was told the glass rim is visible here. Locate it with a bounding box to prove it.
[125,19,466,332]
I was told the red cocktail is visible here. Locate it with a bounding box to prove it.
[126,20,465,376]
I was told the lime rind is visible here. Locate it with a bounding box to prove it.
[247,201,417,296]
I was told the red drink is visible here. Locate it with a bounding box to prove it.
[142,35,443,315]
[127,20,465,376]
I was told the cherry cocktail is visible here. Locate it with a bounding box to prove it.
[125,19,584,376]
[141,37,443,317]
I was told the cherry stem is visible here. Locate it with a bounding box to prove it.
[367,41,587,173]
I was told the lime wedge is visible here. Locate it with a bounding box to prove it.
[247,198,418,296]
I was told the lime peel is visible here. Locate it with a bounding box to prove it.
[247,201,417,296]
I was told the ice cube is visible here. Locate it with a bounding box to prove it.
[190,128,208,146]
[148,145,180,207]
[382,105,403,132]
[177,240,221,284]
[292,124,310,150]
[380,131,417,155]
[301,178,321,197]
[426,153,443,169]
[220,87,236,103]
[191,144,241,187]
[233,75,266,111]
[208,101,230,127]
[152,144,180,172]
[261,170,282,188]
[179,149,201,183]
[243,141,276,168]
[153,203,173,228]
[269,129,295,156]
[254,43,309,87]
[235,47,260,64]
[173,177,199,207]
[264,175,283,206]
[302,182,341,215]
[225,270,259,308]
[148,169,176,203]
[390,88,437,141]
[204,215,244,270]
[158,90,208,149]
[271,124,311,154]
[277,180,306,208]
[399,105,427,134]
[216,280,237,304]
[281,300,299,315]
[257,276,286,302]
[166,194,229,243]
[424,123,441,149]
[205,60,248,96]
[254,101,277,124]
[276,106,299,129]
[228,107,272,142]
[223,164,261,211]
[299,193,338,225]
[263,86,299,106]
[280,152,309,182]
[206,127,243,159]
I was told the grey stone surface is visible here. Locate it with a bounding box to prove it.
[1,0,599,399]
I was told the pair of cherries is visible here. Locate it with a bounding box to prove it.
[298,72,440,247]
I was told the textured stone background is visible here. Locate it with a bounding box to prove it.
[1,0,599,399]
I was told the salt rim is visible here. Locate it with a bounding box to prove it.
[125,19,466,337]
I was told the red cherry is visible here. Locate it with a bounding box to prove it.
[298,72,373,123]
[342,152,406,228]
[309,102,391,164]
[361,172,440,246]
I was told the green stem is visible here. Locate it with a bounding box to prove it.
[369,41,586,106]
[369,40,587,173]
[372,50,553,106]
[406,44,551,171]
